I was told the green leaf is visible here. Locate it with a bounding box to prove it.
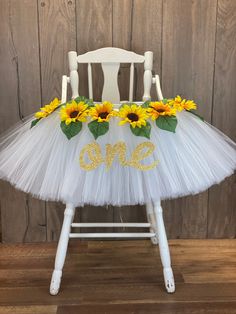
[74,96,87,103]
[156,115,177,133]
[30,119,41,128]
[187,109,204,121]
[88,120,109,139]
[130,121,151,139]
[119,102,134,109]
[162,98,168,104]
[60,121,82,140]
[84,98,94,108]
[74,96,94,107]
[141,101,150,108]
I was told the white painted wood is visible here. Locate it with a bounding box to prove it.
[143,51,153,101]
[50,203,75,296]
[69,232,156,238]
[153,201,175,293]
[69,48,154,103]
[153,74,164,100]
[87,63,93,99]
[146,203,158,245]
[129,63,134,101]
[71,222,151,228]
[77,47,144,63]
[68,51,79,99]
[61,75,68,103]
[51,48,175,295]
[101,62,120,103]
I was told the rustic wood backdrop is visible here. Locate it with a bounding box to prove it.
[0,0,235,243]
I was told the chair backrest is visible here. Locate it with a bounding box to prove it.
[68,47,153,103]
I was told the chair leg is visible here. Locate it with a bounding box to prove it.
[146,202,158,245]
[153,201,175,293]
[50,203,75,295]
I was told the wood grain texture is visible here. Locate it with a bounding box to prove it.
[163,194,209,239]
[0,306,57,314]
[162,0,217,119]
[0,0,46,243]
[1,283,236,304]
[0,0,236,242]
[207,0,236,238]
[76,0,114,234]
[38,0,76,102]
[37,0,76,241]
[132,0,162,100]
[161,0,218,239]
[57,303,236,314]
[76,0,113,100]
[0,240,236,313]
[113,0,133,101]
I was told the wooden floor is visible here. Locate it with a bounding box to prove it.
[0,240,236,314]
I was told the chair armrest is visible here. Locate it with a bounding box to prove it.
[61,75,70,103]
[152,74,164,101]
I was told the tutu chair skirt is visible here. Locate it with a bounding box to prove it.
[0,109,235,207]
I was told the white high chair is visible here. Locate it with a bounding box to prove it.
[50,47,175,295]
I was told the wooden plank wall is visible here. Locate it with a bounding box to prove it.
[0,0,235,242]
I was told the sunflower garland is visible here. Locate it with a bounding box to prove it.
[60,100,88,124]
[169,95,196,111]
[118,104,151,139]
[147,100,177,133]
[59,100,89,139]
[88,102,117,139]
[31,98,61,128]
[148,101,176,120]
[89,101,116,122]
[59,96,94,139]
[169,95,204,120]
[31,95,203,139]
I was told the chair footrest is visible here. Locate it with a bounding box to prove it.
[71,223,151,228]
[69,232,156,238]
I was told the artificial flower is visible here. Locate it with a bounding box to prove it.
[35,98,61,119]
[89,101,116,122]
[119,104,149,128]
[148,101,176,120]
[60,100,88,125]
[169,95,197,111]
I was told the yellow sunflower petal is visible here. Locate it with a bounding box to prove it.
[65,118,71,125]
[119,119,128,126]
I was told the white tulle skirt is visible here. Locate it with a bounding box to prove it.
[0,109,235,206]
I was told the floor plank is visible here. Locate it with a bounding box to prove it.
[57,302,236,314]
[0,267,184,288]
[1,283,236,306]
[0,240,235,313]
[0,306,57,314]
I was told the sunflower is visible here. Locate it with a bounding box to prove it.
[169,95,197,112]
[60,100,88,125]
[35,98,61,119]
[119,104,149,128]
[89,101,116,122]
[148,101,176,120]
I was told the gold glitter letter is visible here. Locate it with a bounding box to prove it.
[105,142,127,170]
[79,142,103,171]
[128,142,158,170]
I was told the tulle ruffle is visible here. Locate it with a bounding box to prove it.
[0,110,235,206]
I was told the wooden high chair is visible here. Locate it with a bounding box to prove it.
[50,47,175,295]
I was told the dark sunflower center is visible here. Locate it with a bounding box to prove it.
[156,109,165,113]
[127,113,139,122]
[70,110,80,118]
[98,112,109,119]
